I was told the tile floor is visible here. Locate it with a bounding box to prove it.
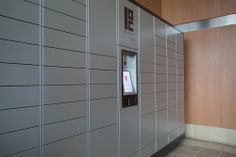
[163,138,236,157]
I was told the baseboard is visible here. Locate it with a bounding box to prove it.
[186,124,236,146]
[151,134,185,157]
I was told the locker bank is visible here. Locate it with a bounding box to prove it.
[0,0,236,157]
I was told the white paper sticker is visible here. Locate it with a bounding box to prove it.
[123,71,133,93]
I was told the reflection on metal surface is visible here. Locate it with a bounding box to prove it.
[175,14,236,32]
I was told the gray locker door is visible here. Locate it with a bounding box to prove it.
[120,107,139,157]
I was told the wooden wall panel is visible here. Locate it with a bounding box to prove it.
[222,25,236,130]
[135,0,161,16]
[160,0,183,24]
[220,0,236,16]
[161,0,220,24]
[135,0,236,25]
[185,28,223,127]
[185,24,236,130]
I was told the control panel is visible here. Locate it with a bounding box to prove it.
[122,50,138,108]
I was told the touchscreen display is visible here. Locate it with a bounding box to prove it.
[123,71,133,94]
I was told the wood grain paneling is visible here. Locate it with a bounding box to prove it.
[220,0,236,16]
[135,0,236,25]
[162,0,220,24]
[221,25,236,129]
[185,28,223,127]
[135,0,161,16]
[185,24,236,130]
[160,0,183,24]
